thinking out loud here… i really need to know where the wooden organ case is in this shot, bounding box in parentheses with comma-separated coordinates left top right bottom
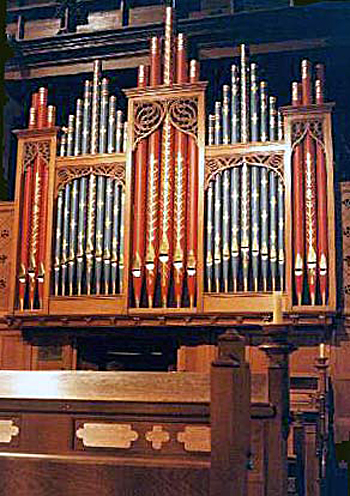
(7, 6, 336, 351)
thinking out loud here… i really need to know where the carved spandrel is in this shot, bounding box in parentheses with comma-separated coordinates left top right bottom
(291, 119, 324, 149)
(133, 97, 199, 149)
(205, 152, 285, 189)
(23, 141, 50, 172)
(55, 162, 125, 194)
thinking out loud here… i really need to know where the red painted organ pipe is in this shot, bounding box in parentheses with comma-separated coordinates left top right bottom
(145, 37, 161, 307)
(292, 82, 304, 305)
(173, 33, 188, 308)
(187, 59, 200, 307)
(132, 65, 149, 307)
(315, 73, 328, 305)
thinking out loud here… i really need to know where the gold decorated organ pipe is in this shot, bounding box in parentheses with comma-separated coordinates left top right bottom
(60, 182, 71, 297)
(131, 65, 149, 307)
(230, 167, 240, 292)
(163, 6, 174, 86)
(301, 59, 312, 105)
(119, 190, 125, 293)
(214, 174, 222, 293)
(74, 99, 83, 156)
(28, 155, 42, 309)
(116, 110, 124, 153)
(145, 37, 162, 307)
(277, 177, 285, 291)
(241, 160, 250, 292)
(159, 111, 175, 307)
(76, 177, 87, 296)
(95, 175, 105, 295)
(18, 161, 33, 309)
(54, 189, 63, 296)
(36, 154, 49, 307)
(222, 169, 230, 292)
(251, 165, 260, 291)
(68, 179, 78, 296)
(292, 81, 304, 305)
(28, 92, 38, 129)
(107, 96, 116, 154)
(82, 80, 92, 155)
(111, 181, 121, 295)
(315, 76, 328, 304)
(173, 33, 188, 307)
(260, 81, 268, 142)
(269, 171, 278, 292)
(214, 102, 221, 145)
(269, 96, 277, 141)
(260, 166, 269, 291)
(66, 114, 75, 156)
(304, 131, 317, 305)
(186, 59, 200, 306)
(86, 174, 96, 295)
(278, 111, 284, 141)
(222, 85, 230, 145)
(60, 127, 68, 157)
(250, 63, 259, 142)
(231, 64, 240, 143)
(123, 121, 128, 153)
(47, 105, 56, 127)
(240, 44, 249, 143)
(90, 60, 102, 155)
(103, 178, 113, 294)
(99, 78, 109, 154)
(37, 87, 48, 129)
(208, 115, 215, 145)
(206, 182, 214, 292)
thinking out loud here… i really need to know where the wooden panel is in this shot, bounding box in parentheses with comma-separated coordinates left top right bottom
(77, 11, 121, 33)
(289, 347, 319, 376)
(129, 6, 164, 26)
(24, 18, 60, 40)
(49, 295, 126, 315)
(0, 332, 32, 370)
(341, 182, 350, 313)
(177, 345, 217, 373)
(0, 204, 15, 313)
(0, 456, 209, 496)
(0, 371, 210, 403)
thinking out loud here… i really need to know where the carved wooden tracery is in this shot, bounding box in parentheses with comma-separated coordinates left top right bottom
(205, 152, 285, 188)
(55, 162, 126, 194)
(133, 97, 198, 149)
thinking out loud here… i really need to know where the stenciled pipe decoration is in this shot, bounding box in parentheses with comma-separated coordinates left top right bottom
(129, 6, 200, 308)
(289, 59, 331, 306)
(59, 61, 127, 157)
(18, 87, 55, 310)
(53, 173, 125, 297)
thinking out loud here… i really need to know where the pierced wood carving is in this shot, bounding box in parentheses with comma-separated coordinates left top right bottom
(23, 141, 50, 172)
(177, 425, 211, 453)
(76, 423, 139, 449)
(205, 152, 285, 188)
(56, 162, 125, 193)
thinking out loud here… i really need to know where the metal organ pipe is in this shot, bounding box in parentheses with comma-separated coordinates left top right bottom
(145, 36, 162, 307)
(187, 59, 200, 307)
(132, 64, 149, 307)
(173, 33, 188, 308)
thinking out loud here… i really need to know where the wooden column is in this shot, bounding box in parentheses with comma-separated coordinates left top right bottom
(210, 329, 250, 496)
(259, 324, 295, 496)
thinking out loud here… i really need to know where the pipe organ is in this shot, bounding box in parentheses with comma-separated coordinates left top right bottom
(10, 6, 336, 323)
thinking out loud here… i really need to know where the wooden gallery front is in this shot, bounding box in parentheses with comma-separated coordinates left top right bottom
(2, 1, 350, 494)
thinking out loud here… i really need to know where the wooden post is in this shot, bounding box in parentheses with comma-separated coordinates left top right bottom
(259, 324, 295, 496)
(210, 329, 250, 496)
